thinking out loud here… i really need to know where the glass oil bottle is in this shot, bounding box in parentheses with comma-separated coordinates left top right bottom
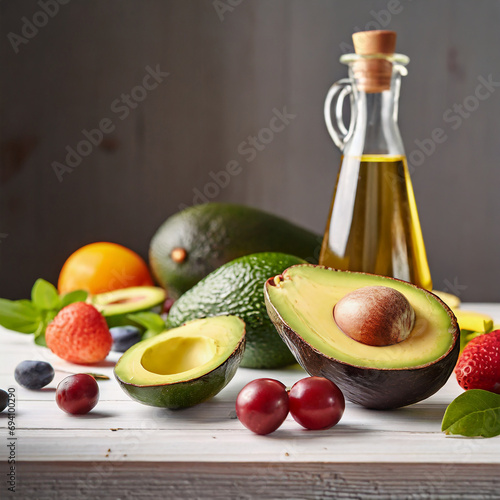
(320, 30, 432, 290)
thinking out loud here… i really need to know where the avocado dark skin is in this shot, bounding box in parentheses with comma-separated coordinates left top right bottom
(265, 272, 460, 410)
(167, 253, 305, 369)
(149, 203, 321, 298)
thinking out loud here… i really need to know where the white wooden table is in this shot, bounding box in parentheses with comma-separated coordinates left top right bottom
(1, 304, 500, 499)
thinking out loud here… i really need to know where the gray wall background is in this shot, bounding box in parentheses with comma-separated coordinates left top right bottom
(1, 0, 499, 301)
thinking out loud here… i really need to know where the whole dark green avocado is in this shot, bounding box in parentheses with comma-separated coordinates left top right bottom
(166, 252, 306, 369)
(149, 203, 320, 298)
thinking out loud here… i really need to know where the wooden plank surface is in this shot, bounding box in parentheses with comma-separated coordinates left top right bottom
(14, 462, 500, 500)
(1, 304, 500, 497)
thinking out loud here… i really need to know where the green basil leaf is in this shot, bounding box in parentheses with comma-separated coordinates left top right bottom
(60, 290, 88, 308)
(127, 312, 166, 334)
(18, 299, 36, 307)
(442, 389, 500, 438)
(33, 322, 47, 347)
(0, 298, 40, 333)
(142, 328, 160, 339)
(44, 309, 58, 324)
(31, 279, 60, 311)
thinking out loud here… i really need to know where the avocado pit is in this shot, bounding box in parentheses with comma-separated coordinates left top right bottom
(333, 286, 415, 347)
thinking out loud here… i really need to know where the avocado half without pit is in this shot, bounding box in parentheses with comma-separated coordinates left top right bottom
(114, 316, 245, 409)
(264, 265, 459, 410)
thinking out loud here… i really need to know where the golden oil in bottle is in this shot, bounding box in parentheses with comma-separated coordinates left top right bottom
(319, 155, 432, 290)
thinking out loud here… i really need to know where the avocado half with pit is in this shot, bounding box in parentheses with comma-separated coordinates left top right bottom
(91, 286, 166, 327)
(264, 265, 459, 410)
(114, 316, 245, 409)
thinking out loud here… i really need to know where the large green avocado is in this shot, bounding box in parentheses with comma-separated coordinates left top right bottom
(114, 316, 245, 409)
(166, 252, 305, 369)
(264, 264, 459, 409)
(149, 203, 320, 298)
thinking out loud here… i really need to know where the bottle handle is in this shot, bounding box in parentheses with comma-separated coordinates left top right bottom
(324, 78, 355, 152)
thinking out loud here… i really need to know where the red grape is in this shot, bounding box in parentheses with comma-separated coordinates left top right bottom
(56, 374, 99, 415)
(236, 378, 289, 435)
(163, 297, 175, 314)
(289, 377, 345, 430)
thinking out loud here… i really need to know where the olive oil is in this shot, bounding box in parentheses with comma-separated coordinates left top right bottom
(319, 155, 432, 290)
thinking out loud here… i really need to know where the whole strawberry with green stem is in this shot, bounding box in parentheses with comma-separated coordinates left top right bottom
(46, 302, 112, 364)
(455, 330, 500, 394)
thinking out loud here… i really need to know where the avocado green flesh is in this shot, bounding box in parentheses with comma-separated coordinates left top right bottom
(114, 316, 245, 408)
(267, 266, 454, 369)
(92, 286, 166, 317)
(166, 252, 305, 369)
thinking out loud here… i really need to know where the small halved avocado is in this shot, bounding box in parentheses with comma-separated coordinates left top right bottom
(114, 316, 245, 409)
(264, 265, 459, 410)
(91, 286, 166, 327)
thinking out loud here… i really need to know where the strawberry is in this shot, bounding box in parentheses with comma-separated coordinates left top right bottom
(46, 302, 112, 364)
(455, 329, 500, 393)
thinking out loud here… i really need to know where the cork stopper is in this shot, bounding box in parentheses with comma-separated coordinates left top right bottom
(352, 30, 396, 93)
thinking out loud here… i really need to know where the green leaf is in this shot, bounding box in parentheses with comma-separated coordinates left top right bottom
(18, 299, 35, 307)
(31, 279, 60, 311)
(60, 290, 88, 308)
(56, 369, 109, 380)
(86, 373, 110, 380)
(127, 312, 166, 337)
(442, 389, 500, 438)
(0, 298, 40, 333)
(0, 279, 88, 344)
(142, 329, 160, 339)
(33, 322, 47, 347)
(32, 309, 59, 347)
(460, 330, 483, 353)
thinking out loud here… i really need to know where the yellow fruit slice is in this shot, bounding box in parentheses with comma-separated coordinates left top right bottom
(454, 310, 494, 334)
(432, 290, 461, 310)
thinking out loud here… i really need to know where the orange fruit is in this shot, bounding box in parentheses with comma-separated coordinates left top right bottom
(58, 242, 154, 295)
(46, 302, 112, 364)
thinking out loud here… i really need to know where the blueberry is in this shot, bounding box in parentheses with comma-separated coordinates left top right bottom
(110, 326, 141, 352)
(14, 360, 55, 390)
(0, 389, 8, 412)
